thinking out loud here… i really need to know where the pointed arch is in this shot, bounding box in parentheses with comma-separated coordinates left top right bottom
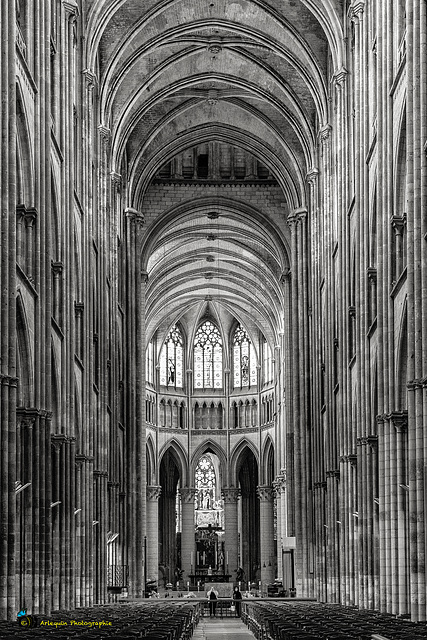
(16, 82, 33, 206)
(158, 439, 188, 486)
(396, 299, 408, 412)
(230, 439, 260, 486)
(146, 435, 156, 484)
(262, 436, 275, 485)
(16, 293, 33, 407)
(190, 439, 227, 483)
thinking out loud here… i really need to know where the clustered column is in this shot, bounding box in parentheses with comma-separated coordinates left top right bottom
(257, 485, 275, 586)
(223, 488, 240, 581)
(146, 486, 162, 582)
(180, 488, 197, 583)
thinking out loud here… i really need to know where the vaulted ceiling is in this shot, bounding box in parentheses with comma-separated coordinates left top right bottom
(86, 0, 345, 348)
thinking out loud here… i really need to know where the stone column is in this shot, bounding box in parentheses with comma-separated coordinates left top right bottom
(223, 488, 240, 583)
(146, 486, 161, 583)
(180, 488, 197, 583)
(274, 473, 287, 580)
(257, 486, 275, 586)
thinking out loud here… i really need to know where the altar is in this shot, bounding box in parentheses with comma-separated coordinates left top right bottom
(189, 572, 231, 586)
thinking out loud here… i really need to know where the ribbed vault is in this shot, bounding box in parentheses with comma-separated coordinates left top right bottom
(84, 0, 343, 349)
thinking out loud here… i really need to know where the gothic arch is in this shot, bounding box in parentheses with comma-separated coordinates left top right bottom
(395, 300, 408, 412)
(16, 82, 33, 205)
(158, 439, 188, 486)
(16, 293, 33, 407)
(262, 437, 275, 485)
(146, 435, 156, 485)
(230, 439, 260, 486)
(190, 439, 227, 484)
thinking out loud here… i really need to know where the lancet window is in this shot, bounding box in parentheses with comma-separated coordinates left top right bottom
(159, 325, 183, 388)
(195, 455, 217, 511)
(233, 325, 257, 388)
(194, 320, 222, 389)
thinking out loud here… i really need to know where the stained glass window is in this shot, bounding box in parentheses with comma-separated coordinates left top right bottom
(233, 325, 257, 388)
(194, 320, 222, 389)
(195, 455, 216, 510)
(159, 325, 183, 388)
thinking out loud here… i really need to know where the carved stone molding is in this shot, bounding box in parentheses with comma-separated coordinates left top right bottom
(83, 68, 97, 89)
(306, 168, 319, 184)
(319, 124, 332, 142)
(147, 485, 162, 501)
(257, 485, 274, 502)
(222, 487, 240, 504)
(51, 433, 67, 451)
(125, 207, 144, 227)
(333, 67, 348, 87)
(287, 206, 308, 227)
(180, 487, 197, 503)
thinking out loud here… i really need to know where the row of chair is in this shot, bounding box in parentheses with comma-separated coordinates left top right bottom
(241, 601, 427, 640)
(0, 602, 200, 639)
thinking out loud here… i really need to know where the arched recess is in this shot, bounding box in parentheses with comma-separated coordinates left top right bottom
(233, 443, 260, 584)
(230, 438, 259, 485)
(146, 435, 156, 485)
(16, 83, 33, 206)
(190, 439, 227, 488)
(395, 301, 408, 412)
(262, 437, 275, 486)
(51, 344, 60, 433)
(16, 293, 33, 407)
(158, 445, 184, 583)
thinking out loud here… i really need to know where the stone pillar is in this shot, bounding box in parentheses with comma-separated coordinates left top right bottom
(180, 488, 197, 583)
(146, 486, 161, 583)
(257, 485, 275, 586)
(274, 473, 287, 580)
(223, 488, 240, 583)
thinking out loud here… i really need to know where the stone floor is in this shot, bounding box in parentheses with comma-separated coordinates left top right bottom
(192, 617, 255, 640)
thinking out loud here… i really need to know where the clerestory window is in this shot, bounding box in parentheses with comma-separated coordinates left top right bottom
(159, 325, 183, 388)
(233, 325, 257, 388)
(194, 320, 222, 389)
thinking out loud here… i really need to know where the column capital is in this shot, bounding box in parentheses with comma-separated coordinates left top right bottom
(51, 433, 67, 451)
(83, 68, 97, 89)
(147, 485, 162, 501)
(348, 1, 365, 21)
(332, 67, 348, 87)
(63, 0, 80, 18)
(180, 487, 197, 503)
(51, 261, 64, 275)
(391, 214, 406, 233)
(24, 208, 38, 228)
(306, 168, 319, 184)
(318, 124, 332, 144)
(74, 301, 84, 316)
(125, 207, 145, 227)
(287, 206, 307, 227)
(222, 487, 240, 503)
(257, 485, 274, 502)
(110, 171, 122, 190)
(98, 124, 111, 147)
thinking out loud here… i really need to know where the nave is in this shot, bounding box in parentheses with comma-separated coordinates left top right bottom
(3, 600, 427, 640)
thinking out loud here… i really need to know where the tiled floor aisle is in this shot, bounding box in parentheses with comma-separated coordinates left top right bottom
(192, 617, 256, 640)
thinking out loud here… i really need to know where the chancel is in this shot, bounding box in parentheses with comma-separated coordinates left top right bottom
(1, 0, 427, 633)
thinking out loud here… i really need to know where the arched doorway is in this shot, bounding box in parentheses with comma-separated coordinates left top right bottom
(236, 447, 260, 587)
(158, 449, 182, 587)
